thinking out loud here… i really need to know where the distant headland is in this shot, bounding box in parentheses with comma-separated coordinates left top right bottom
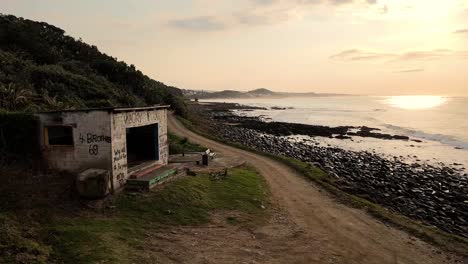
(182, 88, 351, 99)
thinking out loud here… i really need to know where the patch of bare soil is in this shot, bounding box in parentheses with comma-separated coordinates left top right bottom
(136, 207, 331, 264)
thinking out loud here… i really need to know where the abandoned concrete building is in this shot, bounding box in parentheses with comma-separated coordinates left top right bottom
(35, 106, 170, 193)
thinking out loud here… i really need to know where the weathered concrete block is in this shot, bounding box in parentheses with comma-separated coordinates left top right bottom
(76, 169, 110, 199)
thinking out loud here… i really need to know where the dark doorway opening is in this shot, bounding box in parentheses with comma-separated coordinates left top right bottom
(126, 124, 159, 168)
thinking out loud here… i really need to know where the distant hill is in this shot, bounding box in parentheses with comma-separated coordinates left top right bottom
(183, 88, 346, 99)
(247, 88, 275, 97)
(0, 14, 187, 115)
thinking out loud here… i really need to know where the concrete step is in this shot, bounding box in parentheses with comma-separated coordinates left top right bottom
(129, 164, 163, 179)
(126, 165, 178, 191)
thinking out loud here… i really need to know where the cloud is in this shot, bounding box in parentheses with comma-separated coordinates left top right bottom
(236, 13, 275, 26)
(329, 0, 355, 5)
(393, 68, 424, 73)
(453, 29, 468, 35)
(167, 16, 226, 31)
(330, 49, 465, 62)
(250, 0, 278, 6)
(237, 0, 378, 26)
(398, 50, 453, 61)
(250, 0, 377, 7)
(167, 0, 378, 31)
(330, 49, 396, 61)
(234, 7, 293, 26)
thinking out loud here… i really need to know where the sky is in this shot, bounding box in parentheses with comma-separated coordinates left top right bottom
(2, 0, 468, 95)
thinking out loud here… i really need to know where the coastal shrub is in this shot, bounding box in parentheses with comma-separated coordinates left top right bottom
(168, 133, 205, 154)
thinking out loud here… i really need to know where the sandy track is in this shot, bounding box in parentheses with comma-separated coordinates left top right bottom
(167, 114, 465, 264)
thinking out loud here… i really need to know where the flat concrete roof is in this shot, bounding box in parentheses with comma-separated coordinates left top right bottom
(37, 105, 171, 114)
(113, 105, 171, 112)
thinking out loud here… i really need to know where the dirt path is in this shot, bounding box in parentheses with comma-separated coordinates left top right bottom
(167, 114, 465, 264)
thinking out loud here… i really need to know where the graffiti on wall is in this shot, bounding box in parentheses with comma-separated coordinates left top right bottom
(79, 133, 111, 156)
(123, 111, 159, 126)
(113, 146, 127, 163)
(113, 146, 127, 186)
(80, 133, 111, 144)
(124, 112, 143, 125)
(88, 144, 99, 155)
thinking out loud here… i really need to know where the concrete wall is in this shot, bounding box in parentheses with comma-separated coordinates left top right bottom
(110, 109, 168, 189)
(36, 108, 169, 191)
(36, 111, 112, 173)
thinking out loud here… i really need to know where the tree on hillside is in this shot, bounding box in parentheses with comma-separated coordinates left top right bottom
(0, 83, 32, 111)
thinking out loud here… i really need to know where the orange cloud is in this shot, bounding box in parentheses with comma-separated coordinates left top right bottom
(330, 49, 467, 62)
(453, 29, 468, 35)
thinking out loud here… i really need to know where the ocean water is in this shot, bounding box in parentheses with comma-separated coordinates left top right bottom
(203, 96, 468, 170)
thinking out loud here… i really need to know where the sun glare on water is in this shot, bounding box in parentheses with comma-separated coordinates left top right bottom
(385, 96, 448, 110)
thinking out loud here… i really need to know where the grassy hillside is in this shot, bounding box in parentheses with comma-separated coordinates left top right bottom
(0, 14, 187, 115)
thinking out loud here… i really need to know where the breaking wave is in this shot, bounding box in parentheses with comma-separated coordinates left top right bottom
(381, 124, 468, 149)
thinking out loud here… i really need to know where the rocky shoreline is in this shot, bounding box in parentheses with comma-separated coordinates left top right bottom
(192, 102, 468, 238)
(215, 113, 412, 141)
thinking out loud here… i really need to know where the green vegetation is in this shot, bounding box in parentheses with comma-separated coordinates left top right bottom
(117, 166, 268, 226)
(0, 14, 187, 115)
(0, 213, 52, 264)
(168, 132, 205, 155)
(0, 166, 269, 263)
